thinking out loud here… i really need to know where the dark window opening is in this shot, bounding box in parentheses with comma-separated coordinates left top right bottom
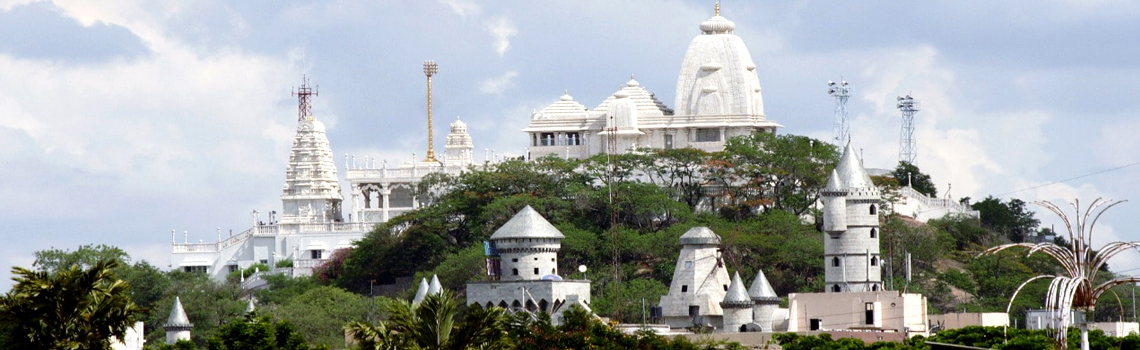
(541, 133, 555, 146)
(696, 128, 721, 142)
(832, 284, 841, 292)
(870, 228, 877, 238)
(681, 285, 688, 293)
(310, 250, 323, 259)
(832, 257, 840, 267)
(534, 268, 539, 275)
(870, 205, 877, 215)
(512, 268, 519, 276)
(871, 256, 878, 266)
(865, 303, 875, 325)
(723, 284, 728, 291)
(566, 132, 581, 146)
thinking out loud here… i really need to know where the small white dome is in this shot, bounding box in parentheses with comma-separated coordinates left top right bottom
(300, 117, 326, 133)
(626, 75, 640, 87)
(700, 15, 735, 34)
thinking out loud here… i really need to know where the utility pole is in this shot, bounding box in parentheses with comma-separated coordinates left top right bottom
(423, 60, 439, 162)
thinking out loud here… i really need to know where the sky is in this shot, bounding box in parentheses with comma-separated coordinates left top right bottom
(2, 0, 1140, 290)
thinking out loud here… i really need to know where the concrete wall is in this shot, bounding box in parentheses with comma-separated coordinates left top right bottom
(1089, 322, 1140, 337)
(929, 313, 1010, 329)
(467, 280, 590, 314)
(787, 291, 928, 338)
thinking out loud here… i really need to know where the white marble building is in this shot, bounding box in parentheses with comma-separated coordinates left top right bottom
(524, 6, 781, 159)
(170, 79, 375, 281)
(170, 75, 478, 281)
(466, 206, 592, 324)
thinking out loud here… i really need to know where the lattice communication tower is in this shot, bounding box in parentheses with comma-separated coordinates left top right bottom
(292, 75, 318, 121)
(828, 80, 850, 146)
(896, 95, 918, 164)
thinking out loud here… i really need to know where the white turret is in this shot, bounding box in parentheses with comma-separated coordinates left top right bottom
(720, 272, 753, 332)
(164, 296, 193, 345)
(412, 277, 429, 304)
(748, 269, 779, 331)
(822, 143, 883, 293)
(281, 78, 343, 224)
(444, 117, 474, 166)
(490, 206, 564, 282)
(658, 227, 732, 328)
(427, 274, 443, 296)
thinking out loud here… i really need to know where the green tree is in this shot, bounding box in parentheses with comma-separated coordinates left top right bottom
(147, 271, 246, 347)
(709, 133, 838, 217)
(0, 259, 144, 350)
(267, 286, 383, 348)
(971, 196, 1040, 243)
(892, 161, 937, 198)
(205, 313, 318, 350)
(385, 291, 507, 350)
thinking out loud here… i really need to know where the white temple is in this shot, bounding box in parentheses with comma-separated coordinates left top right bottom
(524, 5, 781, 159)
(170, 75, 477, 281)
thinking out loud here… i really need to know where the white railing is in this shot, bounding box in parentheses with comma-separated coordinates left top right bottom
(171, 243, 217, 253)
(294, 259, 324, 269)
(895, 186, 979, 216)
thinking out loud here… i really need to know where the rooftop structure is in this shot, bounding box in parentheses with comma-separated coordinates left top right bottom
(658, 226, 732, 329)
(525, 5, 780, 159)
(821, 142, 883, 293)
(164, 296, 193, 345)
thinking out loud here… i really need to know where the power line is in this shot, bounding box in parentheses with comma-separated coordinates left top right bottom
(997, 160, 1140, 198)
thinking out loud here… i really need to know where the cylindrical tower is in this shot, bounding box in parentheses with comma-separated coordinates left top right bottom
(164, 296, 193, 345)
(821, 169, 847, 233)
(720, 272, 753, 333)
(823, 143, 883, 293)
(749, 269, 779, 331)
(489, 206, 564, 282)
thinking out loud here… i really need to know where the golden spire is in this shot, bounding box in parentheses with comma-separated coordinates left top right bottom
(715, 2, 720, 16)
(423, 60, 439, 162)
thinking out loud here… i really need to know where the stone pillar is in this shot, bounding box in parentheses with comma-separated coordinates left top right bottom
(350, 184, 360, 222)
(380, 187, 391, 222)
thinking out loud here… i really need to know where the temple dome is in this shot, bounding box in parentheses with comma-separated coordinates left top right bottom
(675, 8, 765, 119)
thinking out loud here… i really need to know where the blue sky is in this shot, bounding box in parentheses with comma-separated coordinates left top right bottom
(2, 0, 1140, 289)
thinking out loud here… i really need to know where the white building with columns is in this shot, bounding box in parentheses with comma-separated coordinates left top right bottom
(524, 6, 781, 159)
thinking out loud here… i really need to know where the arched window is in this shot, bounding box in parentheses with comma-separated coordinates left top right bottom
(832, 257, 840, 267)
(871, 256, 878, 266)
(872, 284, 879, 291)
(870, 204, 877, 215)
(832, 285, 841, 292)
(870, 228, 877, 238)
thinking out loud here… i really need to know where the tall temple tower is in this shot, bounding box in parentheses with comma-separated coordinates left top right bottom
(674, 3, 766, 123)
(281, 76, 344, 224)
(444, 117, 474, 166)
(821, 143, 882, 293)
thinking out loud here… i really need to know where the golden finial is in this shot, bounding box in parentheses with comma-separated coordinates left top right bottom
(715, 2, 720, 16)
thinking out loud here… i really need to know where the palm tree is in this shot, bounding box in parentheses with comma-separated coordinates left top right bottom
(0, 259, 143, 349)
(347, 291, 507, 350)
(981, 198, 1138, 350)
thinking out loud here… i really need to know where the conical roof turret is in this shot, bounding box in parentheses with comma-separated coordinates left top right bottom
(427, 274, 443, 296)
(720, 272, 752, 307)
(827, 142, 876, 192)
(164, 296, 193, 330)
(748, 269, 779, 304)
(245, 298, 256, 314)
(489, 206, 565, 240)
(412, 278, 429, 303)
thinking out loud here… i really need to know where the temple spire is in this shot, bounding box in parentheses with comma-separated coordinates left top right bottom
(715, 2, 720, 16)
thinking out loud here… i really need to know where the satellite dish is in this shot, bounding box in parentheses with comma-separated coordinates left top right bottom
(578, 265, 587, 273)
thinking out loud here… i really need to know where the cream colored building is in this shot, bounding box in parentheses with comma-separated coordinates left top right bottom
(929, 312, 1010, 330)
(786, 291, 929, 337)
(524, 6, 780, 159)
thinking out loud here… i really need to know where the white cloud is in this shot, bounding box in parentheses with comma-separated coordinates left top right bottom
(438, 0, 481, 19)
(478, 71, 518, 95)
(486, 16, 517, 57)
